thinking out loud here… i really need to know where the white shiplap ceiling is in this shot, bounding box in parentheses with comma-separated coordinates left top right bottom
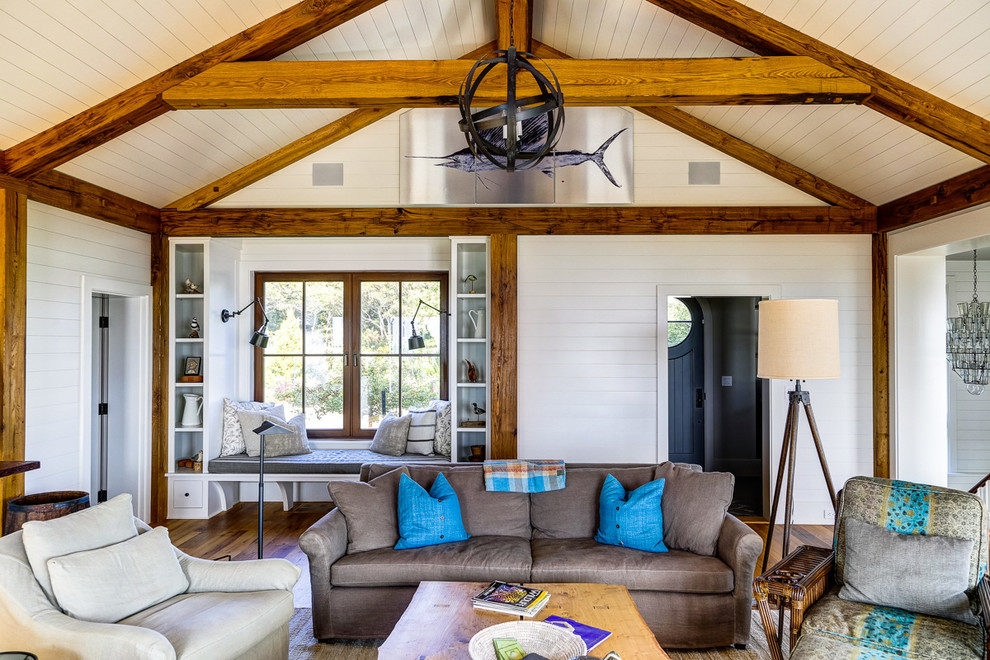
(1, 0, 989, 208)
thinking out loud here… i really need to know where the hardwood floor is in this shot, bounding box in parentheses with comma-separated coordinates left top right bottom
(164, 503, 834, 599)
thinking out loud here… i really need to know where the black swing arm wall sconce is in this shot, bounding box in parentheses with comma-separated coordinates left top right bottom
(221, 297, 270, 348)
(408, 299, 449, 351)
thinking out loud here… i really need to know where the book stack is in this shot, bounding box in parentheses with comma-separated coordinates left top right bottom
(472, 581, 551, 617)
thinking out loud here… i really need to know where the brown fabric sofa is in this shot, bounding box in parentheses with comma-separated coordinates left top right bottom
(299, 462, 763, 649)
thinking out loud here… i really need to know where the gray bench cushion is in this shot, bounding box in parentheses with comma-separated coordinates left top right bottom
(530, 538, 734, 593)
(208, 449, 448, 475)
(331, 536, 532, 586)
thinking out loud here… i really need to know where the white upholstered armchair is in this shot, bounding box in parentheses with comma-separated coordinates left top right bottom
(0, 494, 299, 660)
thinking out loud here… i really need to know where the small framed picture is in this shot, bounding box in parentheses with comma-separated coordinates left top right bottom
(182, 356, 202, 377)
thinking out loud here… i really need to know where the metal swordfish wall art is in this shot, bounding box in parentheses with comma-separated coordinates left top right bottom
(399, 107, 634, 205)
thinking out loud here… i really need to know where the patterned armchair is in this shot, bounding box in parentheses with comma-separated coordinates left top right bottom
(761, 476, 990, 660)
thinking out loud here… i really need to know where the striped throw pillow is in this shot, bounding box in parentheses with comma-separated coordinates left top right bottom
(406, 408, 438, 455)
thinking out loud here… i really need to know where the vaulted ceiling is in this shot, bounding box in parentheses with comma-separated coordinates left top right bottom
(1, 0, 989, 233)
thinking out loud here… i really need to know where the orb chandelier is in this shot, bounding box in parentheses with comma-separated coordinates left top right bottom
(457, 0, 564, 171)
(947, 249, 990, 395)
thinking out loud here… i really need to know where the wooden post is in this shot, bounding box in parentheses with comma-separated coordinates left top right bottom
(0, 188, 28, 529)
(150, 232, 169, 523)
(872, 232, 890, 478)
(495, 0, 531, 51)
(489, 233, 518, 459)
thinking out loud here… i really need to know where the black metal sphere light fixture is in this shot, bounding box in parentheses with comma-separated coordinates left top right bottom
(457, 0, 564, 171)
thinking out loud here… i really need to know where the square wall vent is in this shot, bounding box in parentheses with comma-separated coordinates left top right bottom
(312, 163, 344, 186)
(688, 161, 720, 185)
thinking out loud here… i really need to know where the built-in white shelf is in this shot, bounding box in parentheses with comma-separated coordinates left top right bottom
(175, 383, 204, 388)
(175, 338, 204, 343)
(457, 338, 486, 343)
(457, 293, 486, 299)
(457, 426, 487, 433)
(175, 293, 204, 299)
(457, 382, 486, 387)
(175, 427, 203, 432)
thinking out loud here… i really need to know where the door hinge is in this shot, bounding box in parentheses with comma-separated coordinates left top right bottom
(99, 316, 109, 329)
(98, 403, 109, 415)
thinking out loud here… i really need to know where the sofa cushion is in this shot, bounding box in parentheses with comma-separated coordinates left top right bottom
(840, 518, 977, 624)
(328, 467, 408, 553)
(395, 472, 470, 549)
(530, 538, 733, 593)
(594, 474, 667, 553)
(656, 462, 734, 556)
(834, 477, 987, 593)
(796, 590, 983, 660)
(368, 465, 532, 539)
(119, 589, 294, 660)
(21, 493, 138, 604)
(530, 467, 658, 539)
(48, 526, 189, 623)
(331, 535, 532, 587)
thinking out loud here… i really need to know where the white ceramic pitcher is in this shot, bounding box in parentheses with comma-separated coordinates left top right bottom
(468, 309, 485, 338)
(180, 393, 203, 427)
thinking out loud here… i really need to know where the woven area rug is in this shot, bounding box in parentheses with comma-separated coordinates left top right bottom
(288, 607, 785, 659)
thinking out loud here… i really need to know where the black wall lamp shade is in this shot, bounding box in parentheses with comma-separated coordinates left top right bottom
(408, 299, 448, 351)
(221, 297, 270, 348)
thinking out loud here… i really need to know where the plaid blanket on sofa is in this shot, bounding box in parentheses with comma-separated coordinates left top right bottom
(483, 460, 566, 493)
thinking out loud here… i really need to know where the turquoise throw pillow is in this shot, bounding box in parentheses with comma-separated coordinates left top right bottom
(395, 472, 470, 549)
(594, 474, 667, 553)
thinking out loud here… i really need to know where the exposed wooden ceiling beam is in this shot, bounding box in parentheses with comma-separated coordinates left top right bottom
(528, 41, 870, 210)
(0, 171, 160, 234)
(167, 108, 398, 211)
(161, 205, 875, 236)
(161, 57, 871, 109)
(647, 0, 990, 164)
(495, 0, 531, 51)
(167, 42, 499, 212)
(3, 0, 390, 179)
(877, 166, 990, 232)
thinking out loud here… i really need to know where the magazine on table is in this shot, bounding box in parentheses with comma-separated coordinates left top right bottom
(543, 615, 612, 650)
(472, 581, 551, 616)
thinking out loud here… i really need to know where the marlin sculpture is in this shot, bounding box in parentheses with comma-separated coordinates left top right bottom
(412, 116, 627, 187)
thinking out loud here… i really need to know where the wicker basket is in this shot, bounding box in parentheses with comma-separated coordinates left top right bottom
(468, 621, 587, 660)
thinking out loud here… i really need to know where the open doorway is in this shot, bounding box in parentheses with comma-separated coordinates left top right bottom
(666, 295, 768, 517)
(81, 277, 152, 521)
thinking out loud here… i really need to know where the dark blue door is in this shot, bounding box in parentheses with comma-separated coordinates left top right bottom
(668, 297, 704, 466)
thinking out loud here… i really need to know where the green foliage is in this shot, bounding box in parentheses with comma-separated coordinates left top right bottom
(262, 278, 442, 430)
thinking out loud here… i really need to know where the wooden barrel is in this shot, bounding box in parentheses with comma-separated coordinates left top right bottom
(3, 491, 90, 535)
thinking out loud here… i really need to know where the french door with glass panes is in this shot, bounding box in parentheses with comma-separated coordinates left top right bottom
(253, 272, 447, 438)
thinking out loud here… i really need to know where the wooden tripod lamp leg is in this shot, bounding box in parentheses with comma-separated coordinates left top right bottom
(802, 399, 837, 509)
(762, 396, 798, 573)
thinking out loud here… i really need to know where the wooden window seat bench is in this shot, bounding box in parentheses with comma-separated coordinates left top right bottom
(205, 449, 450, 511)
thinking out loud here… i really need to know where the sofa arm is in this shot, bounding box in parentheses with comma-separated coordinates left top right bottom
(717, 514, 764, 647)
(178, 554, 301, 594)
(299, 508, 348, 638)
(1, 603, 176, 660)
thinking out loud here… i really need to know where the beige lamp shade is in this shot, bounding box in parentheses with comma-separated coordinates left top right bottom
(757, 299, 840, 380)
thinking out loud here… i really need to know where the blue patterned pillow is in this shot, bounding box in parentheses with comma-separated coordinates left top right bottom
(594, 474, 667, 553)
(395, 473, 470, 549)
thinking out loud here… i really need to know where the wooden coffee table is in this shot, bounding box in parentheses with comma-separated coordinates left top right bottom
(378, 581, 670, 659)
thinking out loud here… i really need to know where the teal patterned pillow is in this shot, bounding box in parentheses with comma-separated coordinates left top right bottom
(594, 474, 667, 553)
(395, 473, 470, 549)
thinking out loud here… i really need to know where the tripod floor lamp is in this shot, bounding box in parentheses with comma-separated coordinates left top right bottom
(758, 299, 840, 573)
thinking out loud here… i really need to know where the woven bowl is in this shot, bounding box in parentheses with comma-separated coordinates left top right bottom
(468, 621, 587, 660)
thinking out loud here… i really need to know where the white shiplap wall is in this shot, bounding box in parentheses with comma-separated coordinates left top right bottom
(517, 234, 873, 524)
(947, 260, 990, 492)
(24, 201, 151, 494)
(213, 110, 821, 207)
